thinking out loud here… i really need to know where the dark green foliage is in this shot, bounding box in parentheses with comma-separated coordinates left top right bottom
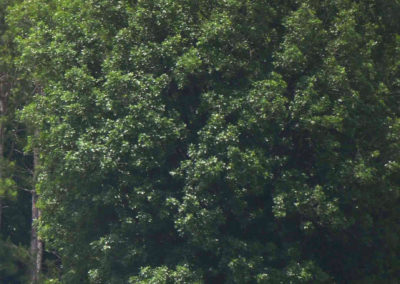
(0, 1, 36, 283)
(4, 0, 400, 282)
(0, 238, 30, 283)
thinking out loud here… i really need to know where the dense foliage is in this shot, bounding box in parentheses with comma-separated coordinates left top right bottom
(1, 0, 399, 282)
(0, 0, 33, 282)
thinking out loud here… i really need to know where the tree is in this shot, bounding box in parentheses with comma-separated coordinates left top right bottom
(11, 0, 400, 282)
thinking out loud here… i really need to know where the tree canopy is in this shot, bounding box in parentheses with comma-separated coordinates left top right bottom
(0, 0, 399, 282)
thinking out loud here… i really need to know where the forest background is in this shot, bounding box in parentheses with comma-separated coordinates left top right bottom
(0, 0, 399, 283)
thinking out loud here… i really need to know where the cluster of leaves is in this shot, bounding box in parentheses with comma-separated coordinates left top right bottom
(3, 0, 400, 282)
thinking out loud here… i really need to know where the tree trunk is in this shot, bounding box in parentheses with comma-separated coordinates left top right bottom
(30, 130, 43, 283)
(0, 123, 3, 232)
(31, 83, 44, 283)
(0, 76, 7, 233)
(0, 121, 3, 232)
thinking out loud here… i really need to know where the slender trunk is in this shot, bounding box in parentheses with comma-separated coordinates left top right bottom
(0, 78, 6, 232)
(31, 84, 43, 283)
(0, 123, 3, 231)
(30, 195, 43, 282)
(0, 124, 3, 232)
(30, 131, 42, 283)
